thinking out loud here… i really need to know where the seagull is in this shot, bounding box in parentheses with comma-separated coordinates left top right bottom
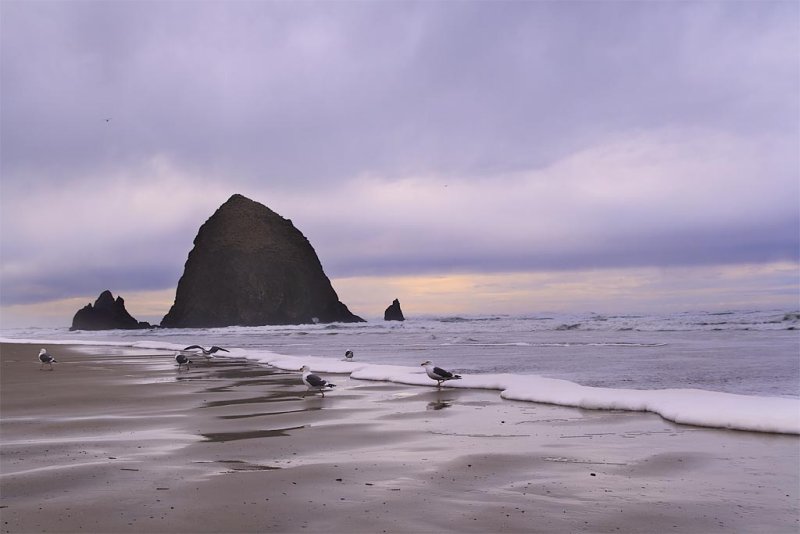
(175, 352, 192, 370)
(38, 348, 57, 370)
(421, 360, 461, 388)
(183, 345, 229, 359)
(300, 365, 336, 397)
(345, 350, 354, 361)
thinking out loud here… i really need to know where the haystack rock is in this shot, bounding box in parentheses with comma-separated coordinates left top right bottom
(161, 194, 364, 328)
(70, 290, 149, 331)
(384, 298, 405, 321)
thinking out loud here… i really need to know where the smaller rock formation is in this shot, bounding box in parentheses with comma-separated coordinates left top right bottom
(70, 290, 150, 331)
(384, 299, 405, 321)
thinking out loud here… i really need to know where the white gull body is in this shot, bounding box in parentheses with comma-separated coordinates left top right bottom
(301, 365, 336, 397)
(38, 348, 57, 370)
(421, 360, 461, 388)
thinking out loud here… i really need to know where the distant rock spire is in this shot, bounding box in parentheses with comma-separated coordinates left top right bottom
(384, 298, 405, 321)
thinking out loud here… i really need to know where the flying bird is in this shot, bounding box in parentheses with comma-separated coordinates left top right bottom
(300, 365, 336, 397)
(421, 360, 462, 388)
(183, 345, 229, 359)
(175, 352, 192, 370)
(38, 348, 57, 370)
(345, 350, 354, 361)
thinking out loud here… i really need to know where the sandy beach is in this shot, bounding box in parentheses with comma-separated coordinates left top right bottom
(1, 342, 797, 533)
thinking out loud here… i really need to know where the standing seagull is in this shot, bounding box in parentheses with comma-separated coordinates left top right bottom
(421, 360, 461, 388)
(38, 348, 57, 370)
(183, 345, 229, 359)
(175, 352, 192, 371)
(300, 365, 336, 397)
(344, 350, 354, 361)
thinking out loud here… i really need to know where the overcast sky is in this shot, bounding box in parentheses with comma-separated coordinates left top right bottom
(1, 0, 798, 327)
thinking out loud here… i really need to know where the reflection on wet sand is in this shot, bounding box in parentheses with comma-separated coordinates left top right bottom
(201, 426, 306, 442)
(427, 400, 452, 410)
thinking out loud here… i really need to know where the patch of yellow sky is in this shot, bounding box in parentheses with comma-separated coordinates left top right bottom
(1, 261, 796, 328)
(336, 261, 798, 316)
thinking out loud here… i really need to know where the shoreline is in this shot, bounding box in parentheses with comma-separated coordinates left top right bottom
(3, 333, 797, 435)
(1, 342, 798, 533)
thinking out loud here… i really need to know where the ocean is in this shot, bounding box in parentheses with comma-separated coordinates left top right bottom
(3, 308, 799, 434)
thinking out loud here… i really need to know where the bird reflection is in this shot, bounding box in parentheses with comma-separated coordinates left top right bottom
(426, 399, 452, 411)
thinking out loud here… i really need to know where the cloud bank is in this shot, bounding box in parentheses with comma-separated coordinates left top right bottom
(1, 1, 797, 320)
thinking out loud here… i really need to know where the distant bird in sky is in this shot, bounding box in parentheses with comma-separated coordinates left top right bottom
(175, 352, 192, 370)
(38, 348, 57, 370)
(183, 345, 229, 359)
(300, 365, 336, 397)
(421, 360, 461, 388)
(345, 350, 354, 361)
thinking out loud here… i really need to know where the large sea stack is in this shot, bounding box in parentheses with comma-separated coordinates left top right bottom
(70, 290, 149, 331)
(161, 194, 364, 328)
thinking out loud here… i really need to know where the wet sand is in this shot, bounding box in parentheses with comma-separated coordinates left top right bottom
(1, 342, 798, 533)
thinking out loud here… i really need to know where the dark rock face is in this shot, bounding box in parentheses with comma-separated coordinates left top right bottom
(384, 299, 405, 321)
(70, 290, 149, 331)
(161, 194, 364, 328)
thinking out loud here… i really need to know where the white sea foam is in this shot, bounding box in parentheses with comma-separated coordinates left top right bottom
(241, 349, 800, 434)
(350, 364, 800, 435)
